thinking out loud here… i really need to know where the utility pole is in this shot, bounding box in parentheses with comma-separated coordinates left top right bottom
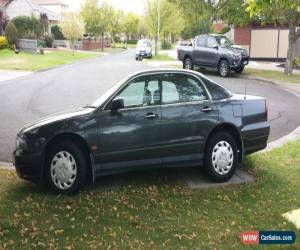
(155, 0, 160, 56)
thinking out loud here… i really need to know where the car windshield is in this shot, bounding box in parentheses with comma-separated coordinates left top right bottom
(137, 40, 150, 47)
(215, 36, 232, 47)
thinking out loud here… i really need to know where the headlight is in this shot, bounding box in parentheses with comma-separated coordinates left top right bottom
(229, 51, 241, 58)
(16, 135, 27, 151)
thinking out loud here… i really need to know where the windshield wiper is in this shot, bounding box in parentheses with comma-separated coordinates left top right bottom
(83, 105, 97, 109)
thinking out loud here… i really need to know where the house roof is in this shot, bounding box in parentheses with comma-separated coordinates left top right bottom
(3, 0, 62, 21)
(33, 0, 68, 6)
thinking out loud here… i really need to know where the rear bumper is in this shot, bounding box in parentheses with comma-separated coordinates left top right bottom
(136, 52, 152, 58)
(241, 121, 270, 155)
(13, 151, 43, 183)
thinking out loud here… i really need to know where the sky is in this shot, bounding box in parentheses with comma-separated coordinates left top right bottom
(66, 0, 145, 14)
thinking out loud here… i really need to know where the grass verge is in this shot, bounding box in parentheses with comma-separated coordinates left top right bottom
(0, 49, 99, 71)
(0, 141, 299, 249)
(242, 68, 300, 84)
(144, 53, 176, 62)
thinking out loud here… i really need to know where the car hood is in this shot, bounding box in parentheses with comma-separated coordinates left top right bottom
(222, 45, 247, 55)
(20, 107, 95, 134)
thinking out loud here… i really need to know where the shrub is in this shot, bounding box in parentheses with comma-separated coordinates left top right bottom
(127, 39, 138, 45)
(293, 57, 300, 68)
(161, 40, 172, 50)
(37, 39, 46, 48)
(43, 34, 53, 47)
(5, 22, 18, 46)
(0, 36, 8, 49)
(12, 15, 42, 39)
(221, 26, 231, 34)
(51, 25, 64, 40)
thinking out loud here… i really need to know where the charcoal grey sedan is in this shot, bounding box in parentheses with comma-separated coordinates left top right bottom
(13, 69, 270, 194)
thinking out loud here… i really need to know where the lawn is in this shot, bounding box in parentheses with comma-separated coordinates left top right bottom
(0, 49, 99, 71)
(144, 53, 176, 61)
(0, 141, 300, 249)
(243, 68, 300, 84)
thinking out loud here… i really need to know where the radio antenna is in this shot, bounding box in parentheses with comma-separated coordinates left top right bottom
(244, 80, 248, 99)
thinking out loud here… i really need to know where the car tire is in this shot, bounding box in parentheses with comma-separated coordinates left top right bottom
(183, 57, 194, 70)
(205, 132, 238, 182)
(218, 60, 230, 77)
(46, 140, 87, 194)
(235, 66, 244, 73)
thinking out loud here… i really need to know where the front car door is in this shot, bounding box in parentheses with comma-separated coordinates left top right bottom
(159, 72, 219, 167)
(193, 35, 207, 65)
(203, 36, 219, 66)
(94, 74, 162, 174)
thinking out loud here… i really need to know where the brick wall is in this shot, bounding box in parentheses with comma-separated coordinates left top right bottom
(234, 26, 250, 45)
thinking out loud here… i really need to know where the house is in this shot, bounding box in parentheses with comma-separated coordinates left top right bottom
(0, 0, 61, 24)
(33, 0, 68, 15)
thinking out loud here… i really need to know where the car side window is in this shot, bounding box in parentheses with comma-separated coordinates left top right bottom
(162, 74, 207, 104)
(196, 36, 206, 47)
(206, 37, 218, 48)
(201, 77, 233, 100)
(115, 77, 160, 108)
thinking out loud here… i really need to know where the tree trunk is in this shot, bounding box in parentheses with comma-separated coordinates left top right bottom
(155, 36, 158, 56)
(285, 23, 296, 75)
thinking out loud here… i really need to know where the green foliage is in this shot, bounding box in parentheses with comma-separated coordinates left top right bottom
(220, 26, 230, 34)
(161, 40, 171, 49)
(51, 25, 65, 40)
(293, 57, 300, 68)
(0, 36, 8, 49)
(11, 15, 43, 39)
(127, 39, 138, 45)
(121, 12, 139, 38)
(4, 22, 18, 46)
(81, 0, 113, 37)
(37, 39, 46, 48)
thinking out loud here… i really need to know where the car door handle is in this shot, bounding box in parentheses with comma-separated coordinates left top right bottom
(145, 113, 158, 119)
(201, 106, 213, 112)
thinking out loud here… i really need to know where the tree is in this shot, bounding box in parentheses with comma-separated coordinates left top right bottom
(81, 0, 113, 51)
(121, 12, 139, 46)
(12, 15, 43, 39)
(109, 9, 124, 47)
(40, 13, 49, 35)
(5, 21, 18, 47)
(60, 13, 84, 55)
(0, 8, 8, 36)
(247, 0, 300, 75)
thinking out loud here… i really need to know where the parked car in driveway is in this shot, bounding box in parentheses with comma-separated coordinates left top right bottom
(13, 69, 269, 194)
(135, 39, 152, 60)
(177, 34, 249, 77)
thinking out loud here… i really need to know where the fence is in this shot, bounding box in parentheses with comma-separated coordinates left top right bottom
(17, 39, 37, 52)
(82, 37, 111, 50)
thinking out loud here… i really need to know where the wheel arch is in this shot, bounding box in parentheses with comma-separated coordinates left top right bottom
(205, 123, 244, 162)
(218, 57, 230, 66)
(43, 132, 94, 183)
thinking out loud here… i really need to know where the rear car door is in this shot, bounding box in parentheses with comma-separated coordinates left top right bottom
(159, 73, 219, 167)
(202, 36, 219, 66)
(193, 36, 207, 65)
(95, 74, 163, 172)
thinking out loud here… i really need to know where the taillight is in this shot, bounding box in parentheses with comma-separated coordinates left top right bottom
(265, 99, 268, 121)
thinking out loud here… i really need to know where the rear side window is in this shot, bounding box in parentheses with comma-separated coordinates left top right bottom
(201, 77, 233, 100)
(196, 36, 206, 47)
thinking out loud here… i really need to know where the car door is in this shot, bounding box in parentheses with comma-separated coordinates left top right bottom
(193, 36, 207, 65)
(202, 36, 219, 66)
(94, 74, 163, 172)
(159, 73, 219, 167)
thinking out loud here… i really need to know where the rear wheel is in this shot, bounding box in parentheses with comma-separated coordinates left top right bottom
(235, 66, 244, 73)
(205, 132, 238, 182)
(46, 141, 87, 194)
(218, 60, 230, 77)
(183, 57, 194, 70)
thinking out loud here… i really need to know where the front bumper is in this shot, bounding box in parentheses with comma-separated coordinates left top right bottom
(230, 56, 249, 69)
(13, 151, 44, 183)
(136, 51, 152, 58)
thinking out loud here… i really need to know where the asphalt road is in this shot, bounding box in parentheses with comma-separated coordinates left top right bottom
(0, 49, 300, 162)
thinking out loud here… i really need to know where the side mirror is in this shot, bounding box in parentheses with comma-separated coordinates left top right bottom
(111, 98, 124, 116)
(214, 45, 219, 49)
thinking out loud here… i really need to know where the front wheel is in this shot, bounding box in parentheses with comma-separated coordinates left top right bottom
(205, 132, 238, 182)
(46, 141, 87, 194)
(218, 60, 230, 77)
(183, 57, 194, 70)
(235, 66, 244, 73)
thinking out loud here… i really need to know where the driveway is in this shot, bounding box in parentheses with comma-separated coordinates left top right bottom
(0, 49, 300, 162)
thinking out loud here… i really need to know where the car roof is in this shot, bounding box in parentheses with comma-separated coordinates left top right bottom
(128, 68, 205, 78)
